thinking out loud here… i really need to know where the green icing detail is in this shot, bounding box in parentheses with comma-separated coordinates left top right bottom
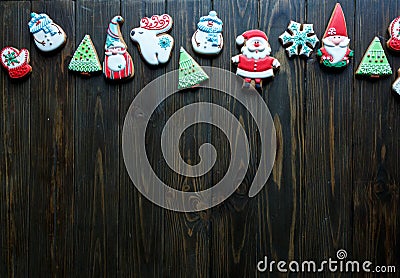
(356, 37, 392, 77)
(3, 51, 19, 66)
(69, 35, 102, 73)
(322, 59, 348, 68)
(178, 47, 209, 90)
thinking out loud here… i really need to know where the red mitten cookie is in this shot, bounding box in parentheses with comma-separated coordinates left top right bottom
(0, 47, 32, 79)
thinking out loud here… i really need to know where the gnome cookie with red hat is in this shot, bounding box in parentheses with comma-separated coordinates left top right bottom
(232, 30, 280, 89)
(317, 3, 353, 69)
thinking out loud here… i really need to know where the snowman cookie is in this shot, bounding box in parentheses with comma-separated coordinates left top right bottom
(387, 16, 400, 52)
(0, 47, 32, 79)
(191, 11, 223, 56)
(130, 14, 174, 66)
(28, 12, 67, 52)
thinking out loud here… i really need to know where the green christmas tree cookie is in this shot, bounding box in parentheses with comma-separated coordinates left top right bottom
(69, 35, 102, 76)
(178, 47, 209, 90)
(356, 37, 392, 78)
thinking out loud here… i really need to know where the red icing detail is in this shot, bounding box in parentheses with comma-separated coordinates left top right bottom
(237, 55, 275, 72)
(103, 52, 133, 80)
(240, 30, 268, 42)
(9, 64, 32, 79)
(388, 17, 400, 51)
(140, 14, 172, 31)
(389, 38, 400, 51)
(35, 20, 41, 26)
(324, 3, 348, 38)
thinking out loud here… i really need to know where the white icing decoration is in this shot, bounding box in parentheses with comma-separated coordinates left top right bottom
(107, 54, 126, 71)
(191, 11, 223, 55)
(130, 14, 174, 65)
(1, 47, 29, 69)
(393, 73, 400, 95)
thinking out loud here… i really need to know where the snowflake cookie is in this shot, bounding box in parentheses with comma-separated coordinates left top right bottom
(279, 21, 319, 57)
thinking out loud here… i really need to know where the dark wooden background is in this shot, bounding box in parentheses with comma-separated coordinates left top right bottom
(1, 0, 399, 277)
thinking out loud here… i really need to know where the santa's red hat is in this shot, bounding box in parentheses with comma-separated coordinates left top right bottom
(236, 29, 268, 45)
(323, 3, 348, 38)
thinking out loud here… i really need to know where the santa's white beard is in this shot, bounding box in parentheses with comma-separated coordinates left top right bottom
(241, 46, 270, 59)
(323, 38, 350, 63)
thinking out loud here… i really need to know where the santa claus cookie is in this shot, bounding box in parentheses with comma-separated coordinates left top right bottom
(28, 12, 67, 53)
(317, 3, 353, 69)
(279, 21, 319, 58)
(387, 16, 400, 52)
(0, 47, 32, 79)
(104, 15, 134, 80)
(393, 69, 400, 95)
(191, 11, 223, 56)
(232, 30, 280, 89)
(130, 14, 174, 66)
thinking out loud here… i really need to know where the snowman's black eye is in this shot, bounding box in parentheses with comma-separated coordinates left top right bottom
(139, 31, 144, 34)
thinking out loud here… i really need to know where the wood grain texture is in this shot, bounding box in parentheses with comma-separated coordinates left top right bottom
(211, 0, 260, 277)
(0, 2, 31, 277)
(353, 0, 400, 275)
(73, 1, 120, 277)
(0, 0, 399, 277)
(302, 0, 355, 264)
(119, 0, 166, 276)
(163, 1, 212, 277)
(258, 0, 305, 268)
(29, 1, 75, 277)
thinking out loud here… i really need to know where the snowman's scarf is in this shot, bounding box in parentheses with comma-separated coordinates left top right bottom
(198, 23, 222, 34)
(42, 24, 59, 36)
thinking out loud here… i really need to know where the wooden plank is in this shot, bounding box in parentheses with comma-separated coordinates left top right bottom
(163, 0, 212, 277)
(28, 1, 75, 276)
(0, 2, 31, 277)
(353, 0, 400, 273)
(73, 0, 120, 276)
(119, 0, 166, 276)
(210, 0, 260, 276)
(299, 0, 355, 263)
(258, 0, 305, 267)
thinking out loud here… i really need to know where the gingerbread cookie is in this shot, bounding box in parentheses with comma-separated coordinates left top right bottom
(279, 21, 319, 57)
(393, 69, 400, 95)
(178, 47, 209, 90)
(232, 30, 280, 90)
(104, 15, 134, 80)
(69, 35, 102, 76)
(130, 14, 174, 66)
(387, 16, 400, 52)
(0, 47, 32, 79)
(317, 3, 353, 69)
(356, 37, 392, 78)
(28, 12, 67, 52)
(191, 11, 223, 56)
